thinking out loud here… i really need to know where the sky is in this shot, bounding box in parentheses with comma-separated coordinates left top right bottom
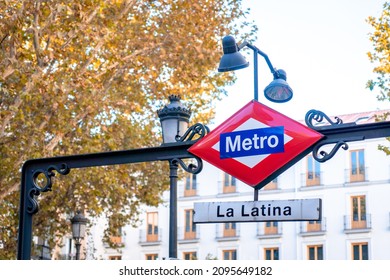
(212, 0, 389, 127)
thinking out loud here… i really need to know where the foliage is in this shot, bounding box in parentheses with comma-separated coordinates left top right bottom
(367, 1, 390, 155)
(0, 0, 256, 259)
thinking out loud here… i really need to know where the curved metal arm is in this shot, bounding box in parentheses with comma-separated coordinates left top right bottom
(170, 156, 203, 175)
(312, 140, 349, 163)
(176, 123, 210, 142)
(305, 109, 343, 129)
(238, 41, 276, 75)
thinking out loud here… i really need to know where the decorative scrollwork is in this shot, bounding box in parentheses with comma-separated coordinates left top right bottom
(170, 156, 203, 174)
(305, 109, 343, 129)
(32, 163, 70, 192)
(312, 141, 349, 163)
(176, 123, 210, 142)
(27, 163, 70, 214)
(27, 188, 41, 215)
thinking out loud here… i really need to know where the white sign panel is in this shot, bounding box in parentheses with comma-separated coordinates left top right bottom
(193, 199, 321, 223)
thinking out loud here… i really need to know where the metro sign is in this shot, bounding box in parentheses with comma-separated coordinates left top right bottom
(188, 100, 324, 187)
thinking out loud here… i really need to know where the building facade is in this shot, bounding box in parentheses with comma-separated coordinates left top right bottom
(84, 110, 390, 260)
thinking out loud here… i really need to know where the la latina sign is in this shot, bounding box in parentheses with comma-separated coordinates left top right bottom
(193, 199, 322, 223)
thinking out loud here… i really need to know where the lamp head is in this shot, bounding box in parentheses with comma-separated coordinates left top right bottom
(264, 69, 293, 103)
(218, 35, 249, 72)
(157, 95, 191, 144)
(70, 210, 88, 241)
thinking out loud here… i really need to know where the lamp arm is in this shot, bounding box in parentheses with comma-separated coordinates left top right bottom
(238, 41, 277, 75)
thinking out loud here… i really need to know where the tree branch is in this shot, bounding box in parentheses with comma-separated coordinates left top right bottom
(33, 1, 43, 67)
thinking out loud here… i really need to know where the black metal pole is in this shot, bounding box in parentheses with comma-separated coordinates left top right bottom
(168, 160, 178, 259)
(253, 48, 259, 201)
(75, 242, 81, 260)
(68, 239, 72, 260)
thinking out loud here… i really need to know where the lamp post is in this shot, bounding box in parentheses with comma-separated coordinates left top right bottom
(218, 35, 294, 200)
(157, 95, 191, 259)
(70, 210, 88, 260)
(218, 35, 293, 103)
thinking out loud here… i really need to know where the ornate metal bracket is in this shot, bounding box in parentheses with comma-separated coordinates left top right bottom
(28, 163, 70, 214)
(305, 109, 386, 163)
(305, 109, 343, 129)
(311, 138, 355, 163)
(176, 123, 210, 142)
(170, 123, 209, 174)
(170, 156, 203, 174)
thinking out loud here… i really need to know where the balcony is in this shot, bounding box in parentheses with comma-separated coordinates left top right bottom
(178, 225, 200, 244)
(216, 224, 240, 241)
(256, 222, 282, 239)
(139, 229, 163, 246)
(217, 180, 238, 196)
(301, 171, 323, 187)
(104, 235, 125, 248)
(344, 214, 372, 233)
(345, 167, 368, 184)
(262, 180, 279, 191)
(299, 218, 326, 236)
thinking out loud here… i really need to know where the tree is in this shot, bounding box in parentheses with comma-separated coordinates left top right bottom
(0, 0, 256, 259)
(367, 1, 390, 155)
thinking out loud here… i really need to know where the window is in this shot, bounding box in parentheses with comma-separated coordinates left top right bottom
(110, 227, 123, 245)
(146, 254, 158, 260)
(223, 223, 237, 237)
(184, 209, 196, 239)
(264, 247, 279, 260)
(109, 255, 122, 260)
(307, 245, 323, 260)
(306, 155, 320, 186)
(223, 173, 236, 193)
(183, 251, 197, 260)
(184, 174, 197, 197)
(147, 212, 159, 242)
(351, 195, 367, 229)
(350, 150, 365, 182)
(264, 221, 278, 235)
(263, 178, 278, 190)
(352, 242, 368, 260)
(223, 249, 237, 260)
(307, 220, 321, 232)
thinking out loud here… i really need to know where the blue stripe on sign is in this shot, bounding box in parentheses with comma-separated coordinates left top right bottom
(220, 126, 285, 159)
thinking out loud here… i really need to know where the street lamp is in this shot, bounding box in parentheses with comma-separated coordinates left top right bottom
(218, 35, 294, 200)
(70, 210, 88, 260)
(218, 35, 293, 103)
(157, 95, 191, 259)
(157, 95, 192, 143)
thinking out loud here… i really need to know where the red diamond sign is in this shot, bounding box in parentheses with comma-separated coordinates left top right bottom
(189, 100, 324, 187)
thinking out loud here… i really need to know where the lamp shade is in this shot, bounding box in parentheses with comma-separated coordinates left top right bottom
(70, 211, 88, 241)
(218, 35, 249, 72)
(264, 69, 293, 103)
(157, 95, 191, 143)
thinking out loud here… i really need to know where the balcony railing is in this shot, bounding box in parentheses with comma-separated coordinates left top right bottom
(301, 171, 323, 187)
(344, 214, 372, 232)
(217, 181, 238, 195)
(345, 167, 369, 184)
(180, 182, 198, 197)
(299, 218, 326, 236)
(139, 229, 163, 245)
(256, 222, 282, 238)
(178, 225, 200, 243)
(216, 224, 240, 241)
